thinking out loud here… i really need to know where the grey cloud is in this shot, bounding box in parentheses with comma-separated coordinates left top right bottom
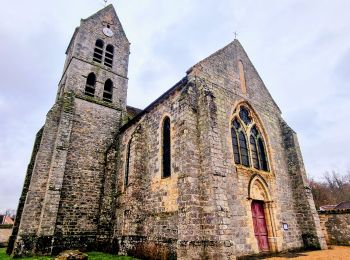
(1, 0, 350, 212)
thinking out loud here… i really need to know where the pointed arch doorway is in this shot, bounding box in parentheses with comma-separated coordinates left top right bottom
(248, 174, 280, 253)
(251, 200, 269, 252)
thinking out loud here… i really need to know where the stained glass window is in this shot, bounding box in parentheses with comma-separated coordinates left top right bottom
(231, 127, 240, 164)
(231, 117, 250, 167)
(239, 132, 250, 167)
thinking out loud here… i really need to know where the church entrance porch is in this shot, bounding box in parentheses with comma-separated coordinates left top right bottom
(251, 200, 269, 252)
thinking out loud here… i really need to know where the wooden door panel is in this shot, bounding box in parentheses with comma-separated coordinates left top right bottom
(251, 200, 269, 252)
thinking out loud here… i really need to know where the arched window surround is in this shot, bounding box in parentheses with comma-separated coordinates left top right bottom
(92, 39, 115, 69)
(103, 79, 113, 102)
(229, 101, 271, 173)
(160, 114, 172, 179)
(93, 39, 104, 63)
(104, 44, 114, 68)
(124, 137, 133, 189)
(85, 72, 96, 97)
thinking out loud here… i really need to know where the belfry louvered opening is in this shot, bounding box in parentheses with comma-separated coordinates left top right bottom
(93, 39, 104, 63)
(104, 44, 114, 68)
(85, 73, 96, 97)
(103, 79, 113, 102)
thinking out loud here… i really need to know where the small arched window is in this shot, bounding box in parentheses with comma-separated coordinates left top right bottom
(162, 117, 171, 178)
(85, 73, 96, 97)
(104, 44, 114, 68)
(125, 138, 132, 188)
(231, 118, 250, 167)
(250, 125, 269, 171)
(93, 39, 104, 63)
(103, 79, 113, 102)
(238, 60, 247, 94)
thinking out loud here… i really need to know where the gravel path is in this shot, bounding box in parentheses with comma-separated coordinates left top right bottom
(266, 246, 350, 259)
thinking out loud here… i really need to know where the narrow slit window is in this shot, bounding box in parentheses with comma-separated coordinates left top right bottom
(162, 117, 171, 178)
(125, 139, 132, 188)
(93, 39, 104, 63)
(104, 44, 114, 68)
(103, 79, 113, 102)
(238, 60, 247, 94)
(85, 73, 96, 97)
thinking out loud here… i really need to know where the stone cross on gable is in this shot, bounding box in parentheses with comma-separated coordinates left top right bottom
(234, 31, 238, 39)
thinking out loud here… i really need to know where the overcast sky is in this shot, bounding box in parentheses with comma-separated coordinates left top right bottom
(0, 0, 349, 212)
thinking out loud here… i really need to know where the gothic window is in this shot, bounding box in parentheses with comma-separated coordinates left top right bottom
(231, 105, 269, 172)
(103, 79, 113, 102)
(231, 118, 250, 167)
(85, 72, 96, 97)
(250, 125, 269, 171)
(162, 117, 171, 178)
(104, 44, 114, 68)
(238, 60, 247, 94)
(93, 39, 104, 63)
(125, 138, 132, 187)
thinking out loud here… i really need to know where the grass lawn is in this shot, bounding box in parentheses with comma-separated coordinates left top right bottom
(0, 248, 138, 259)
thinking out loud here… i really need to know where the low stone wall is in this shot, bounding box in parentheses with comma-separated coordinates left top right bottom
(319, 209, 350, 246)
(0, 224, 13, 247)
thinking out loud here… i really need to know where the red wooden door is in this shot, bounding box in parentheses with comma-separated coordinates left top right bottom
(251, 200, 269, 251)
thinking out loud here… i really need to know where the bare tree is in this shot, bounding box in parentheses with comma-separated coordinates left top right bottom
(309, 171, 350, 209)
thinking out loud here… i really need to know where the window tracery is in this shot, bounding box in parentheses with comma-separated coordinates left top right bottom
(231, 105, 269, 172)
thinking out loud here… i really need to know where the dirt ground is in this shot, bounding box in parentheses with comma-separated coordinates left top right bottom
(266, 246, 350, 259)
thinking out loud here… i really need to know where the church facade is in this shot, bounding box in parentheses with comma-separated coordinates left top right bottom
(8, 5, 327, 259)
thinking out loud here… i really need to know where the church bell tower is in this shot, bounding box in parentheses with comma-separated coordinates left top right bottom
(8, 5, 130, 256)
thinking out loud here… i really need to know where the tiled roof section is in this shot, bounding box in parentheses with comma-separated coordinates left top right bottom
(126, 105, 142, 119)
(334, 201, 350, 210)
(319, 205, 337, 211)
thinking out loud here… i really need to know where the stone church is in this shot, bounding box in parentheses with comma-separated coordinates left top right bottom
(8, 4, 327, 259)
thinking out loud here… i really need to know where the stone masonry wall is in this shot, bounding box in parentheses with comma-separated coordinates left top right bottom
(319, 210, 350, 245)
(51, 97, 121, 254)
(111, 81, 195, 259)
(281, 122, 327, 250)
(11, 102, 62, 256)
(186, 40, 307, 256)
